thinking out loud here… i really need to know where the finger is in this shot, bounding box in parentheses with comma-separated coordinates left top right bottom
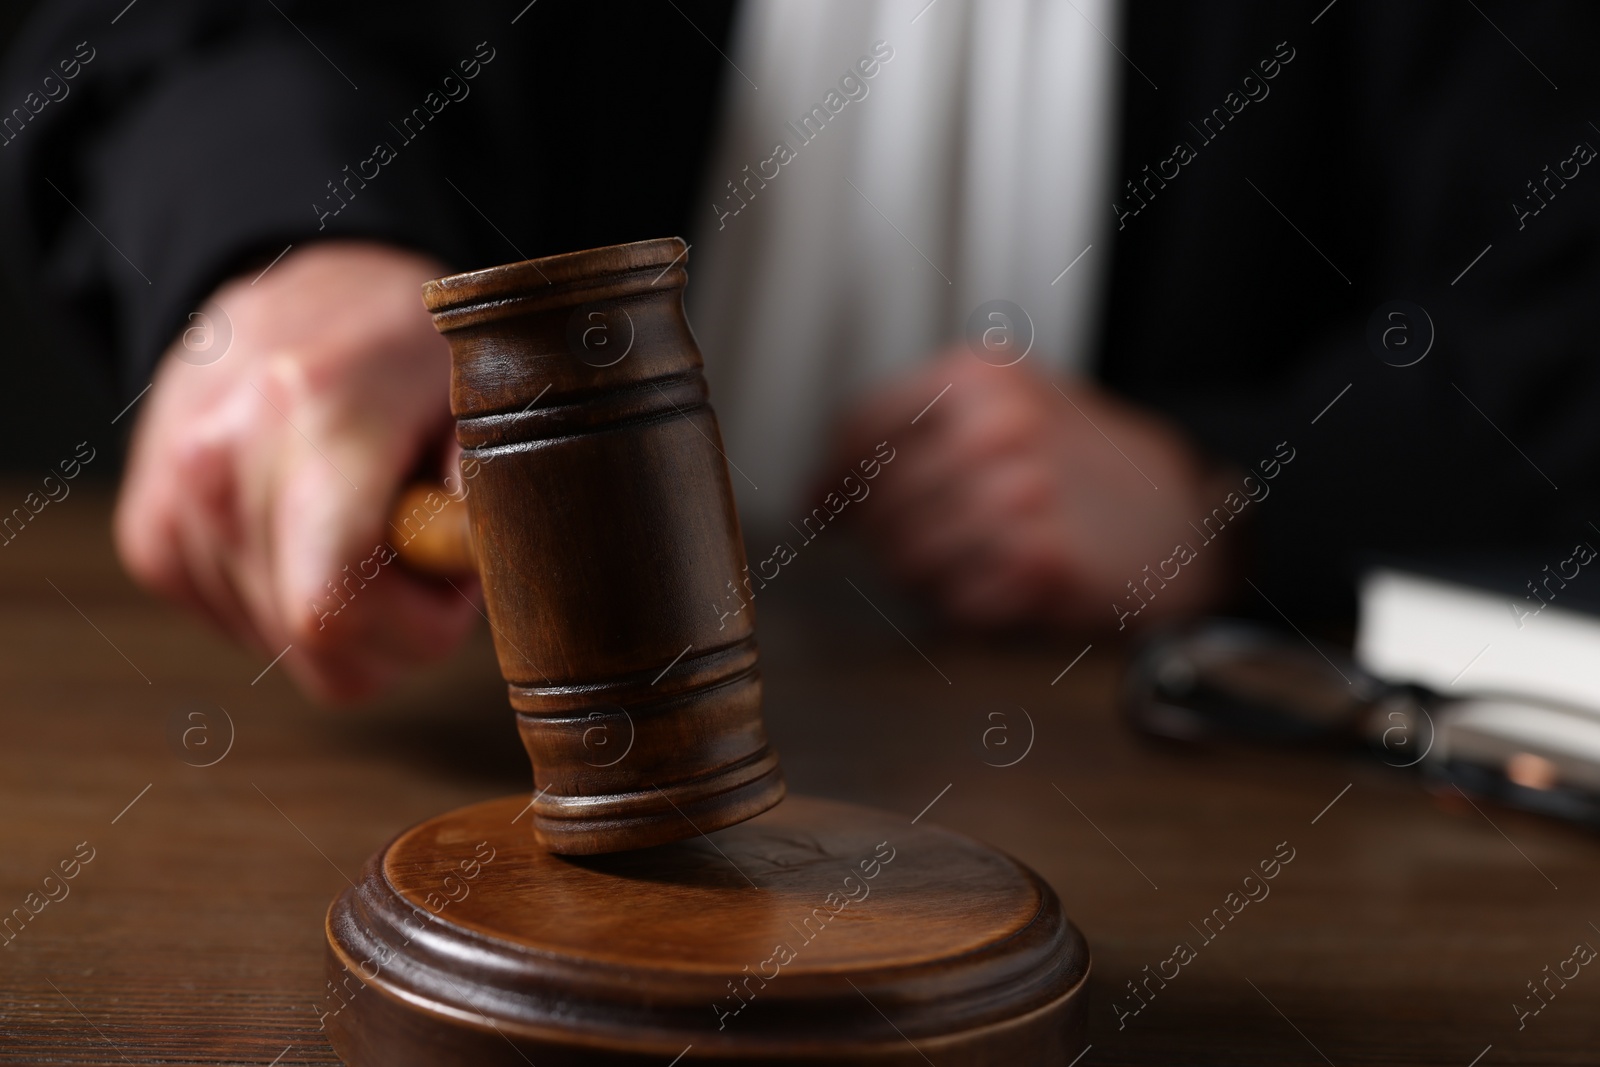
(826, 355, 970, 482)
(114, 376, 266, 645)
(874, 455, 1053, 582)
(857, 368, 1050, 524)
(114, 481, 245, 641)
(265, 412, 475, 702)
(241, 348, 407, 628)
(170, 498, 272, 651)
(933, 517, 1072, 627)
(162, 386, 280, 647)
(283, 575, 480, 703)
(939, 560, 1039, 626)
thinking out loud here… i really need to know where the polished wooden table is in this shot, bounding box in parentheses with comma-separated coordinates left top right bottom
(3, 486, 1596, 1064)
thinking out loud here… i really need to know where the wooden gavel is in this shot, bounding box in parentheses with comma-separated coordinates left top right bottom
(393, 238, 784, 855)
(387, 483, 476, 576)
(325, 237, 1088, 1065)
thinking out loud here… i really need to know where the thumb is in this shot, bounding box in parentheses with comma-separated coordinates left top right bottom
(253, 358, 421, 645)
(271, 427, 402, 646)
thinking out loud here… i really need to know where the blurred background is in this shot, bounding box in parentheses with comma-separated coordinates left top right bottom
(0, 0, 118, 473)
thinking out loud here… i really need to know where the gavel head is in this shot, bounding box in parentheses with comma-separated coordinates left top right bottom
(422, 238, 784, 855)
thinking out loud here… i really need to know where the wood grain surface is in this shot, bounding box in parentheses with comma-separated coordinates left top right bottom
(2, 484, 1598, 1064)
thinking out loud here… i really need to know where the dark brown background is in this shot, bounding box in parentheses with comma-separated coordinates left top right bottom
(1, 487, 1596, 1064)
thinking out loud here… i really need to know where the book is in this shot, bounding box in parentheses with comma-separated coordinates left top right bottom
(1356, 567, 1600, 717)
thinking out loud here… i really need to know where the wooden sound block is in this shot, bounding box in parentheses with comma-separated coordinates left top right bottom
(323, 794, 1089, 1064)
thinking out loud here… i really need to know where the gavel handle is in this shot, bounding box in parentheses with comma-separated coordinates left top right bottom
(389, 483, 477, 576)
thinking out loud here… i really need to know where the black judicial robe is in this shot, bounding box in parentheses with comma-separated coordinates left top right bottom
(3, 0, 1598, 620)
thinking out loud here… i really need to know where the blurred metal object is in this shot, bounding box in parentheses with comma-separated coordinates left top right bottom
(1432, 699, 1600, 827)
(1121, 620, 1385, 745)
(1122, 619, 1600, 830)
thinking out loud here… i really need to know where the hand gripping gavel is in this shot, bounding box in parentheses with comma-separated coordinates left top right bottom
(324, 238, 1086, 1065)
